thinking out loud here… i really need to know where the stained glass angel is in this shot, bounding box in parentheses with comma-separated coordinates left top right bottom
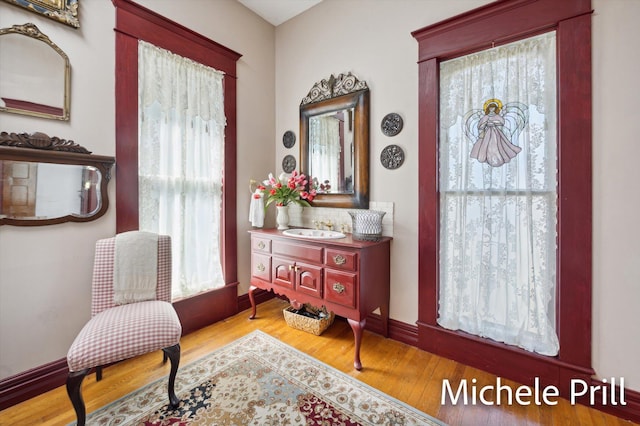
(465, 98, 529, 167)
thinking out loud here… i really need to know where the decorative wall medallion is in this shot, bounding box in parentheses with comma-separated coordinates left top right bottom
(380, 144, 405, 170)
(282, 154, 296, 173)
(381, 113, 403, 137)
(283, 130, 296, 148)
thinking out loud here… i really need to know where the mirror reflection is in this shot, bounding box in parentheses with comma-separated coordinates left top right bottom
(308, 107, 355, 194)
(1, 161, 101, 221)
(0, 23, 70, 120)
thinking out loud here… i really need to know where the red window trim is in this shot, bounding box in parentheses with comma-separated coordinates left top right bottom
(112, 0, 241, 331)
(413, 0, 593, 392)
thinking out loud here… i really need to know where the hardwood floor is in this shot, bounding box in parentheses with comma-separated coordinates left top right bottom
(0, 298, 636, 425)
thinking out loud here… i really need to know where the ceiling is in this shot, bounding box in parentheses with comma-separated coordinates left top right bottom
(237, 0, 323, 26)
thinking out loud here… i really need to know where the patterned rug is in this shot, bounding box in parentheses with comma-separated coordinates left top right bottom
(82, 330, 445, 425)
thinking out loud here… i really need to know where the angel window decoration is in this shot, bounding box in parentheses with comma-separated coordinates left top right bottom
(465, 98, 528, 167)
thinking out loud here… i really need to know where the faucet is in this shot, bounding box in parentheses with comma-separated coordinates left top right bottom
(321, 220, 334, 231)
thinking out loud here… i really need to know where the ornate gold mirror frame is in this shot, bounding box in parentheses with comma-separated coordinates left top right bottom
(0, 23, 71, 120)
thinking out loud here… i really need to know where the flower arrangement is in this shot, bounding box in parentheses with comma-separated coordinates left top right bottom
(258, 171, 316, 207)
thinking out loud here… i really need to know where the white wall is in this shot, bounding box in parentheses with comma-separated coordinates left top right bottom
(1, 0, 638, 394)
(591, 0, 640, 390)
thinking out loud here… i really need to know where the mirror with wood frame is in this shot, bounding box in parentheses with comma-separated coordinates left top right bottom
(0, 132, 115, 226)
(299, 72, 369, 208)
(0, 23, 71, 121)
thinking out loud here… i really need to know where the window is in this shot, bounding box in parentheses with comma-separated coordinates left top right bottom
(114, 0, 241, 333)
(138, 41, 226, 299)
(413, 0, 593, 388)
(438, 32, 559, 356)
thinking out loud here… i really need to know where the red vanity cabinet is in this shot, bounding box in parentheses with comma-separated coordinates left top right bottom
(248, 228, 392, 370)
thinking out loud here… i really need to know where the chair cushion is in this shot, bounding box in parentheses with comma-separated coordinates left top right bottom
(67, 301, 181, 372)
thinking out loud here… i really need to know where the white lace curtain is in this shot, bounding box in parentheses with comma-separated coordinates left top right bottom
(310, 115, 340, 189)
(138, 40, 225, 299)
(438, 32, 559, 356)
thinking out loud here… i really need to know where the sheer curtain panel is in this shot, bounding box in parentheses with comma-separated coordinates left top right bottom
(438, 32, 559, 356)
(138, 40, 226, 299)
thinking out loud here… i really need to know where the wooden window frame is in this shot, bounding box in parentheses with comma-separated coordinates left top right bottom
(413, 0, 593, 393)
(113, 0, 241, 334)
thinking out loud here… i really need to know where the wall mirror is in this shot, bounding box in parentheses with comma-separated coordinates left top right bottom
(0, 132, 115, 226)
(300, 72, 369, 208)
(0, 23, 70, 120)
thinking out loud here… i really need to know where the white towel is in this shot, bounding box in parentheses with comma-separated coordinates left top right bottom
(249, 190, 264, 227)
(113, 231, 159, 304)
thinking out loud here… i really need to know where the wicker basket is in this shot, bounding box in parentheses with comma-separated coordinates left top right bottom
(283, 305, 335, 335)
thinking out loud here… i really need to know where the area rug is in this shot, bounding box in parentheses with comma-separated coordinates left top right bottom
(82, 330, 445, 425)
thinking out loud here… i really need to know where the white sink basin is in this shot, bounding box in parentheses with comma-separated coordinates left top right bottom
(282, 229, 346, 240)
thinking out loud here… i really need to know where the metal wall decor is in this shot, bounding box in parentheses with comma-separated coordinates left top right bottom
(301, 72, 368, 106)
(380, 144, 405, 170)
(283, 130, 296, 148)
(381, 113, 403, 137)
(282, 154, 296, 173)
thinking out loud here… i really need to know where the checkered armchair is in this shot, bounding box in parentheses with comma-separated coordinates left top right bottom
(66, 233, 182, 426)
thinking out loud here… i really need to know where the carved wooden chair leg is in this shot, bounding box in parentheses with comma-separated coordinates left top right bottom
(66, 368, 90, 426)
(162, 343, 181, 408)
(163, 351, 168, 363)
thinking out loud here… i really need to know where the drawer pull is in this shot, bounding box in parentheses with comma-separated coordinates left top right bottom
(333, 254, 346, 265)
(332, 282, 345, 293)
(257, 263, 265, 272)
(258, 241, 266, 250)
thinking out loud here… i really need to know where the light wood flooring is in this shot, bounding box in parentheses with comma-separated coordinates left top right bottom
(0, 298, 636, 425)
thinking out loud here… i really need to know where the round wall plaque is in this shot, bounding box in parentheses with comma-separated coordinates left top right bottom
(282, 154, 296, 173)
(380, 144, 405, 170)
(381, 113, 403, 137)
(283, 130, 296, 148)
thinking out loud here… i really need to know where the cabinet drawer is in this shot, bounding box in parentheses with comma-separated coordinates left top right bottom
(273, 240, 323, 264)
(325, 249, 357, 271)
(252, 237, 271, 253)
(324, 269, 357, 309)
(251, 253, 271, 282)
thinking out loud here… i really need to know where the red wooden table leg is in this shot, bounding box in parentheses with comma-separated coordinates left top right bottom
(248, 285, 257, 319)
(348, 318, 366, 370)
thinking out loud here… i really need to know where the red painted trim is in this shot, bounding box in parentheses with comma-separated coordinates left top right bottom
(238, 288, 274, 312)
(173, 284, 239, 335)
(114, 31, 139, 232)
(414, 0, 602, 414)
(411, 0, 592, 61)
(113, 0, 240, 310)
(112, 0, 241, 74)
(0, 359, 67, 411)
(588, 379, 640, 423)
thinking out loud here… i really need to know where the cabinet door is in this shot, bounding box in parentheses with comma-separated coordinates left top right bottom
(251, 252, 271, 282)
(324, 269, 357, 308)
(296, 261, 323, 298)
(272, 256, 295, 289)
